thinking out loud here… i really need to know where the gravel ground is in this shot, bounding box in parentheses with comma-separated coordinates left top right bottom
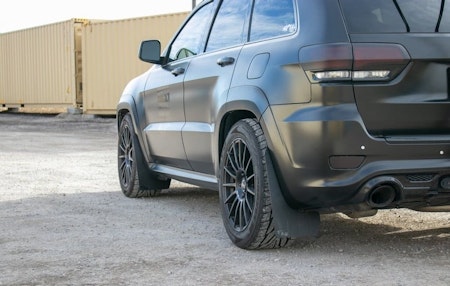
(0, 112, 449, 285)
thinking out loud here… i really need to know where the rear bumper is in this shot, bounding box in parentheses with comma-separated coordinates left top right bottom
(264, 103, 450, 212)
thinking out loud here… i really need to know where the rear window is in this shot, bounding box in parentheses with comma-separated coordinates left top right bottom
(340, 0, 449, 33)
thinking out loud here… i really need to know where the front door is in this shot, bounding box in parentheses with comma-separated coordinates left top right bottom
(142, 2, 214, 169)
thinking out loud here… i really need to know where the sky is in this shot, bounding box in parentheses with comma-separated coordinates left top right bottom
(0, 0, 195, 33)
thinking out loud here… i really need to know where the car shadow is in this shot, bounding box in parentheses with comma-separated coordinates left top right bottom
(147, 183, 450, 254)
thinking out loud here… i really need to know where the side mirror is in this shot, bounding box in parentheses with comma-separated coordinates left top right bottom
(139, 40, 162, 64)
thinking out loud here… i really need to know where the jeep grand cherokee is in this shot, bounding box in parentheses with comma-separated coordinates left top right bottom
(117, 0, 450, 249)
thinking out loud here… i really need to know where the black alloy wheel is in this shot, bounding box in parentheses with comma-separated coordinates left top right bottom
(219, 119, 291, 249)
(118, 113, 159, 198)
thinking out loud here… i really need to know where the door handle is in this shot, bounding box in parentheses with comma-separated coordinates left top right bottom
(171, 67, 185, 76)
(217, 57, 235, 67)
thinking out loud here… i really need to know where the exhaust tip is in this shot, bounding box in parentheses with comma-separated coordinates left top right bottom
(367, 184, 397, 208)
(440, 176, 450, 190)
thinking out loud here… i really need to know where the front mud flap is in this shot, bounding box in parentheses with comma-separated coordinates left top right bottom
(266, 151, 320, 239)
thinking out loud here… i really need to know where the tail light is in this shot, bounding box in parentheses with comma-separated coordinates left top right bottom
(299, 43, 410, 82)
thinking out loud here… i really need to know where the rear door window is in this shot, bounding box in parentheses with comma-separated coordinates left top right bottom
(439, 2, 450, 32)
(340, 0, 448, 33)
(205, 0, 252, 52)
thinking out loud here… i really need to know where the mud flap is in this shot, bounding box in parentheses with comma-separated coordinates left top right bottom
(265, 151, 320, 239)
(132, 133, 171, 190)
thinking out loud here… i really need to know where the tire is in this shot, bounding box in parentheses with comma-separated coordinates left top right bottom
(118, 114, 161, 198)
(219, 119, 291, 249)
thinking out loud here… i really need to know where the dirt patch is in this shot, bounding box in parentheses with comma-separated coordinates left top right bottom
(0, 112, 449, 285)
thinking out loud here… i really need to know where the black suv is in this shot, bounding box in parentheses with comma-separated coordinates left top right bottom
(117, 0, 450, 249)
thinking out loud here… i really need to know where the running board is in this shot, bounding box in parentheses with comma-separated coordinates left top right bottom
(150, 164, 219, 190)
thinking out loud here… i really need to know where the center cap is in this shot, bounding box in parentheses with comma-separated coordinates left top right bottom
(240, 179, 247, 190)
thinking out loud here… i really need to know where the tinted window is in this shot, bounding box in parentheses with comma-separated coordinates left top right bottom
(250, 0, 296, 41)
(340, 0, 406, 33)
(206, 0, 251, 52)
(397, 0, 441, 32)
(341, 0, 449, 33)
(437, 1, 450, 32)
(168, 2, 213, 61)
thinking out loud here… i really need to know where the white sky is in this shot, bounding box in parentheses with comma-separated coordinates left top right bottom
(0, 0, 194, 33)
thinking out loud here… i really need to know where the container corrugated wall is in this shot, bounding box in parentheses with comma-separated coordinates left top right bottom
(82, 12, 188, 115)
(0, 19, 86, 110)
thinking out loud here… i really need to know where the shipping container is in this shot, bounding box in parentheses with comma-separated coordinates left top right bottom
(82, 12, 189, 115)
(0, 19, 88, 111)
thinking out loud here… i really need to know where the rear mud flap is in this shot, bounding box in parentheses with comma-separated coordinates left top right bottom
(266, 151, 320, 239)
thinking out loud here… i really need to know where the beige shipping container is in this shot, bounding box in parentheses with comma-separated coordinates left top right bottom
(0, 19, 88, 110)
(82, 12, 189, 115)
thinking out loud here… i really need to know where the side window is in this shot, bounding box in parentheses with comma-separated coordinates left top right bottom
(440, 2, 450, 32)
(397, 0, 441, 32)
(250, 0, 296, 42)
(168, 2, 213, 62)
(206, 0, 252, 52)
(341, 0, 446, 33)
(340, 0, 406, 33)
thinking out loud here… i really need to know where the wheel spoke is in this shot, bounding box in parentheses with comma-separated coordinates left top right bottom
(224, 166, 236, 180)
(222, 183, 236, 188)
(246, 187, 255, 197)
(237, 140, 244, 167)
(225, 190, 237, 205)
(125, 165, 132, 186)
(241, 201, 249, 228)
(227, 150, 239, 172)
(119, 143, 126, 154)
(244, 154, 252, 174)
(246, 173, 255, 184)
(240, 143, 247, 171)
(245, 196, 253, 215)
(238, 201, 245, 229)
(232, 142, 241, 169)
(119, 163, 128, 185)
(121, 128, 129, 147)
(230, 197, 239, 222)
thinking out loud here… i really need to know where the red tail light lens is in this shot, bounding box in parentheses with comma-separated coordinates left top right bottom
(352, 43, 410, 81)
(299, 43, 410, 82)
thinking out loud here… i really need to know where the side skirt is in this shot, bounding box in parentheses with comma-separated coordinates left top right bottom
(150, 164, 219, 190)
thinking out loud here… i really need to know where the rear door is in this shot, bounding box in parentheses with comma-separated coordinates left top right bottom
(182, 0, 252, 174)
(340, 0, 450, 138)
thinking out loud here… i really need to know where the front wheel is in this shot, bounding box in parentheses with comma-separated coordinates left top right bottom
(118, 114, 161, 198)
(219, 119, 291, 249)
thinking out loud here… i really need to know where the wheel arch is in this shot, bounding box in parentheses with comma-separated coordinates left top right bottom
(215, 86, 271, 175)
(117, 96, 138, 131)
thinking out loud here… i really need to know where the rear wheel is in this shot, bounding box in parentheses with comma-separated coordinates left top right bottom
(219, 119, 291, 249)
(118, 114, 161, 198)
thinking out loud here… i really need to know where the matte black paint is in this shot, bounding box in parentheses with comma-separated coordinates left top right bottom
(117, 0, 450, 235)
